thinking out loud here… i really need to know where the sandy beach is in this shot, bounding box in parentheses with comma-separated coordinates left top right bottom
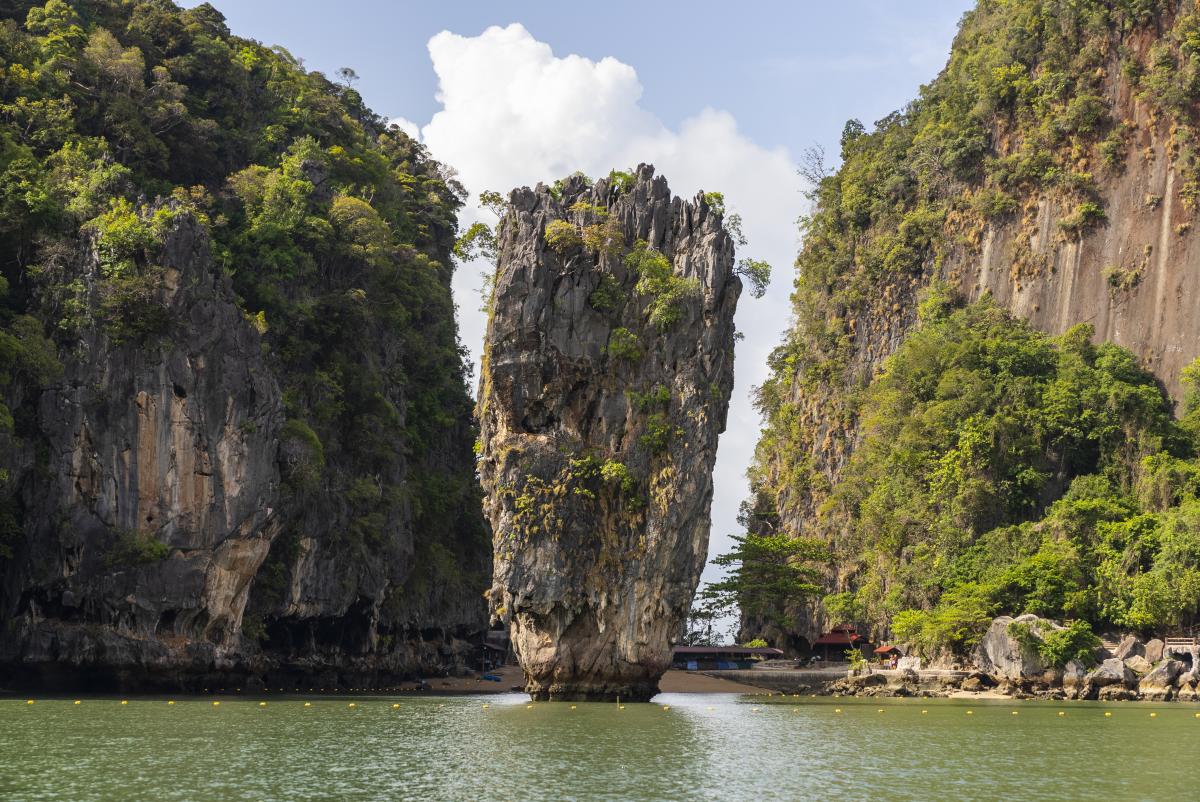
(404, 665, 769, 695)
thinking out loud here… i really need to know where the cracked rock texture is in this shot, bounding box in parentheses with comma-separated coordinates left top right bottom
(0, 213, 488, 692)
(479, 165, 741, 701)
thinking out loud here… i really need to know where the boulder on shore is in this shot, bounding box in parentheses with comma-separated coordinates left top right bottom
(1124, 654, 1153, 676)
(1138, 659, 1183, 701)
(973, 614, 1060, 682)
(1062, 660, 1088, 699)
(1113, 635, 1145, 661)
(1143, 638, 1165, 664)
(1084, 658, 1135, 698)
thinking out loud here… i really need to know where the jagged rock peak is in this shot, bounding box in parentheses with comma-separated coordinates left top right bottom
(479, 164, 742, 701)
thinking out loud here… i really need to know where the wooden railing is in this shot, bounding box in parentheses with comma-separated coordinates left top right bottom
(1165, 637, 1198, 649)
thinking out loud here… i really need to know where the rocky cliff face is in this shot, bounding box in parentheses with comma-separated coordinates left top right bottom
(1, 215, 283, 688)
(0, 0, 491, 692)
(479, 166, 741, 701)
(0, 209, 488, 692)
(746, 1, 1200, 648)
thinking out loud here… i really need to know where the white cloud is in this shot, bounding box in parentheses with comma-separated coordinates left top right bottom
(396, 23, 802, 613)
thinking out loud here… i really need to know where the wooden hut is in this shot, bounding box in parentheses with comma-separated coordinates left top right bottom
(812, 625, 866, 662)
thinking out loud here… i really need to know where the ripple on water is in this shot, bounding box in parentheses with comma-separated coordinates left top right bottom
(0, 694, 1197, 801)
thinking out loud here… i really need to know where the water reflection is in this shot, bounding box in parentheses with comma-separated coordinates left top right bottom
(2, 693, 1198, 801)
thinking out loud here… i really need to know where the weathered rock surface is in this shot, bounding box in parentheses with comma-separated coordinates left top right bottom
(479, 166, 741, 701)
(973, 614, 1058, 682)
(1062, 660, 1088, 699)
(1084, 658, 1136, 699)
(0, 212, 488, 691)
(1124, 654, 1153, 676)
(1144, 638, 1165, 664)
(1138, 659, 1183, 701)
(1113, 635, 1145, 661)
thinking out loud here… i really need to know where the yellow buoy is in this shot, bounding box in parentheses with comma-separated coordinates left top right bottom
(619, 705, 625, 710)
(1058, 711, 1066, 717)
(25, 700, 33, 705)
(167, 701, 175, 706)
(1011, 711, 1018, 716)
(966, 710, 973, 715)
(259, 702, 267, 708)
(1104, 711, 1112, 717)
(921, 710, 928, 714)
(1150, 712, 1158, 718)
(834, 708, 842, 713)
(752, 707, 759, 712)
(348, 703, 357, 709)
(526, 704, 533, 709)
(74, 700, 81, 705)
(482, 703, 489, 709)
(569, 705, 576, 710)
(303, 702, 312, 707)
(706, 706, 714, 711)
(662, 705, 670, 711)
(212, 701, 220, 707)
(877, 708, 884, 713)
(120, 700, 128, 705)
(392, 703, 400, 710)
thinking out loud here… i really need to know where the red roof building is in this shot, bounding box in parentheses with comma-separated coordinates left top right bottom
(812, 626, 867, 661)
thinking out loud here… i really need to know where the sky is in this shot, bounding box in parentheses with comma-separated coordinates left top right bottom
(189, 0, 975, 620)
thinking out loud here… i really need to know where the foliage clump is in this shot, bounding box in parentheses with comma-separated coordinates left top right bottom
(801, 299, 1200, 652)
(625, 240, 700, 330)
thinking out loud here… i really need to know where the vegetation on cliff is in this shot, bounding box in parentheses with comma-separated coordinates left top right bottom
(0, 1, 486, 649)
(834, 295, 1200, 653)
(755, 0, 1200, 506)
(745, 0, 1200, 655)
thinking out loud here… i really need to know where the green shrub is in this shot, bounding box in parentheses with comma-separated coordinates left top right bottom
(629, 384, 671, 411)
(640, 412, 678, 453)
(1037, 620, 1101, 668)
(544, 219, 581, 253)
(600, 459, 635, 494)
(1058, 201, 1106, 235)
(605, 327, 643, 361)
(625, 240, 700, 330)
(589, 273, 622, 312)
(606, 169, 635, 193)
(105, 529, 169, 568)
(702, 191, 726, 216)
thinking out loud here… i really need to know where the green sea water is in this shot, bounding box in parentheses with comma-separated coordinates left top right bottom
(2, 693, 1198, 801)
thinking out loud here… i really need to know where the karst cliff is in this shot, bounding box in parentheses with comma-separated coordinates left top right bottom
(0, 0, 489, 691)
(746, 0, 1200, 651)
(478, 166, 741, 701)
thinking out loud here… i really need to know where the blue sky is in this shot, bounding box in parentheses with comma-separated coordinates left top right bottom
(190, 0, 975, 629)
(193, 1, 971, 159)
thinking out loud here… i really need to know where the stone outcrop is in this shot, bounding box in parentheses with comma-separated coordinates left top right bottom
(0, 212, 489, 691)
(479, 166, 741, 701)
(1113, 635, 1145, 661)
(1138, 659, 1184, 701)
(1084, 658, 1136, 699)
(973, 614, 1058, 683)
